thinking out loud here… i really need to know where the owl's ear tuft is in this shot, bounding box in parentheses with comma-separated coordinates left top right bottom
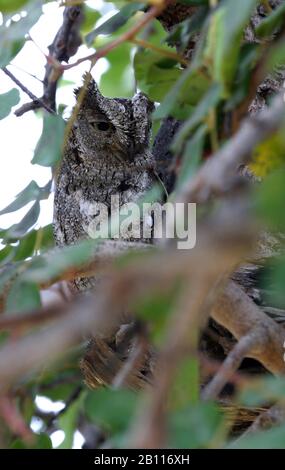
(73, 73, 101, 104)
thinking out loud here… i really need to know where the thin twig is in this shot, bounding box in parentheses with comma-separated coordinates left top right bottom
(129, 37, 188, 66)
(60, 4, 169, 71)
(201, 334, 258, 400)
(2, 67, 54, 115)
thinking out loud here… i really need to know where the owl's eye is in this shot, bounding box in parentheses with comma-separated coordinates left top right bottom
(96, 122, 111, 131)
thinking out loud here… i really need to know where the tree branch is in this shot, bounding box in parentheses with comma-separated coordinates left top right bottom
(15, 4, 84, 116)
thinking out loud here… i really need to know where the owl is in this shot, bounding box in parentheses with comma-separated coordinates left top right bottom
(53, 73, 155, 290)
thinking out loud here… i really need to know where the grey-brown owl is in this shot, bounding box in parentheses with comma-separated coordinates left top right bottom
(53, 73, 155, 290)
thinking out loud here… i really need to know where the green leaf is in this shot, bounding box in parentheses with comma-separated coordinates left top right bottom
(228, 424, 285, 449)
(23, 239, 97, 284)
(0, 0, 42, 67)
(0, 0, 29, 12)
(85, 388, 137, 433)
(0, 264, 18, 296)
(167, 7, 209, 52)
(32, 114, 65, 167)
(171, 356, 200, 409)
(10, 433, 52, 449)
(175, 125, 206, 189)
(169, 402, 225, 449)
(239, 376, 285, 407)
(0, 245, 15, 264)
(0, 88, 20, 120)
(256, 3, 285, 38)
(81, 6, 101, 35)
(6, 280, 41, 313)
(255, 168, 285, 232)
(172, 83, 221, 152)
(0, 181, 43, 215)
(39, 224, 54, 252)
(135, 285, 180, 343)
(100, 43, 133, 98)
(59, 393, 84, 449)
(204, 0, 258, 94)
(134, 48, 182, 102)
(85, 2, 145, 46)
(6, 201, 40, 239)
(14, 229, 37, 261)
(153, 65, 211, 120)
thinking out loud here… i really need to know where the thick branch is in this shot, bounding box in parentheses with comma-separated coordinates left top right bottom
(211, 281, 285, 375)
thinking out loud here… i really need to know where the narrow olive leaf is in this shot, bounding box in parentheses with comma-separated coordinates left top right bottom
(173, 83, 221, 152)
(0, 245, 14, 264)
(59, 394, 85, 449)
(256, 2, 285, 38)
(7, 201, 40, 239)
(32, 114, 65, 167)
(0, 88, 20, 120)
(85, 2, 145, 46)
(0, 0, 29, 12)
(175, 125, 207, 190)
(14, 230, 37, 261)
(23, 238, 97, 284)
(228, 424, 285, 449)
(5, 280, 41, 314)
(0, 0, 42, 67)
(0, 181, 41, 215)
(219, 0, 258, 92)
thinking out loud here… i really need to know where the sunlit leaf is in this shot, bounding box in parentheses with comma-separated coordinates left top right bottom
(81, 5, 101, 35)
(85, 2, 145, 46)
